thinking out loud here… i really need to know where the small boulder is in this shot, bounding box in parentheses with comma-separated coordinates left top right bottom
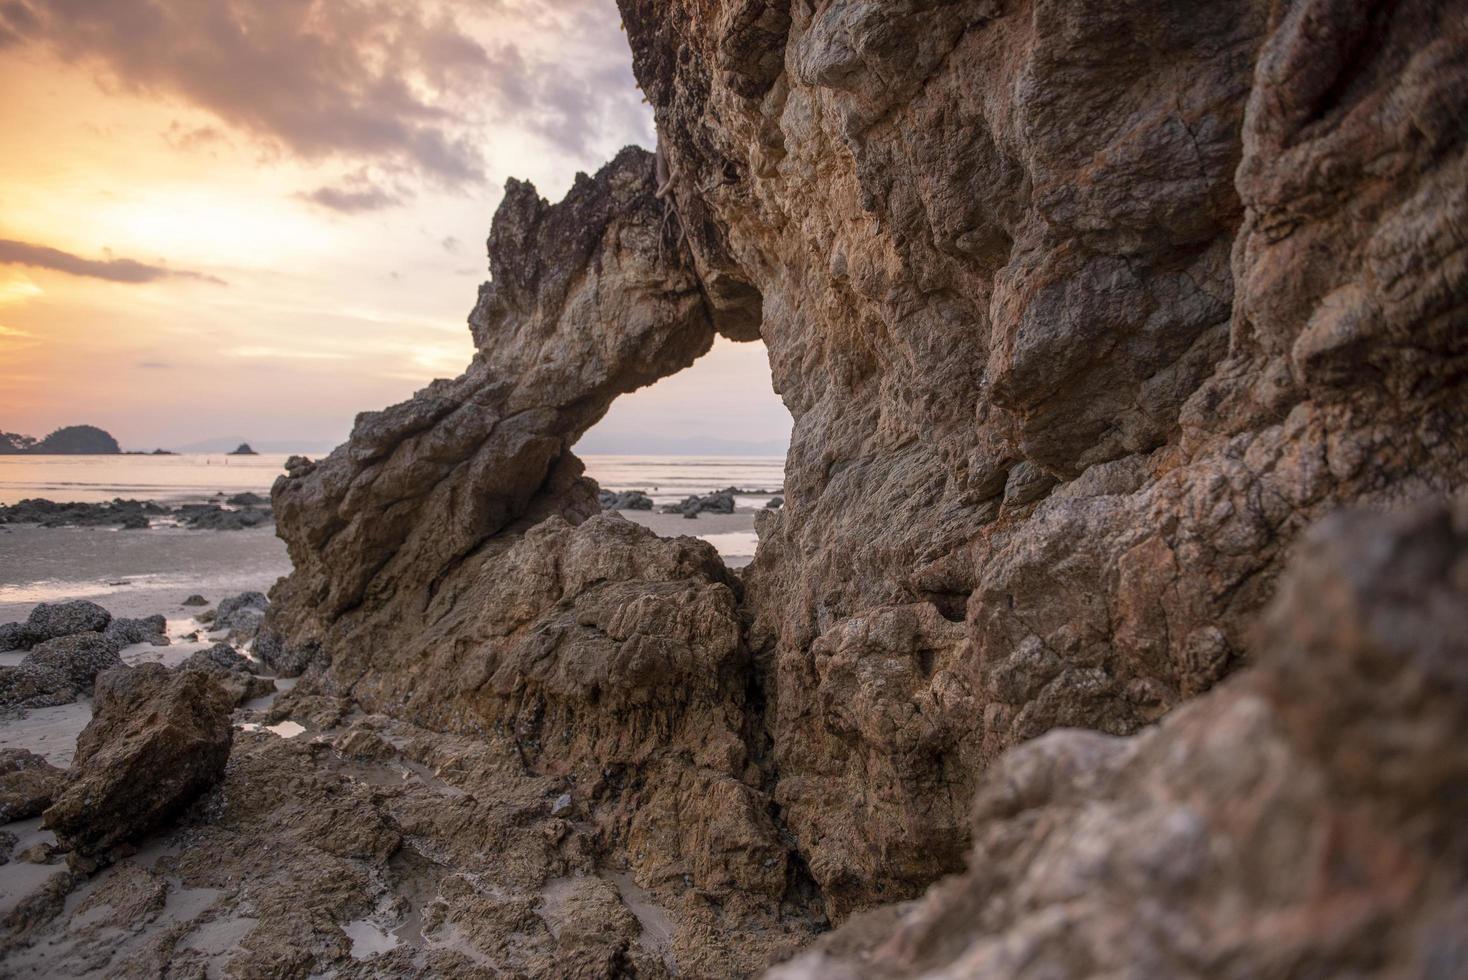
(0, 622, 27, 653)
(24, 601, 112, 645)
(181, 595, 209, 607)
(0, 662, 76, 709)
(179, 643, 275, 704)
(215, 592, 268, 636)
(766, 496, 784, 510)
(102, 615, 169, 648)
(22, 633, 124, 696)
(43, 665, 233, 856)
(597, 489, 655, 511)
(0, 749, 65, 823)
(226, 492, 266, 506)
(252, 628, 320, 679)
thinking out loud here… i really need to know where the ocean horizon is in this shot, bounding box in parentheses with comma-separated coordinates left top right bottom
(0, 452, 787, 509)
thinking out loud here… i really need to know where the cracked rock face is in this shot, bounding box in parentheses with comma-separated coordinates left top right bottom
(619, 0, 1468, 913)
(257, 0, 1468, 967)
(769, 501, 1468, 979)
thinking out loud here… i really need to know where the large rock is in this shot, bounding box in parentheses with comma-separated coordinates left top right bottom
(0, 662, 75, 710)
(0, 749, 65, 823)
(617, 0, 1468, 913)
(44, 664, 233, 856)
(768, 501, 1468, 979)
(257, 0, 1468, 959)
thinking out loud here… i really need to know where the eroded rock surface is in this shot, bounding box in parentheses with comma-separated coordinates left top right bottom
(44, 665, 233, 857)
(619, 0, 1468, 912)
(236, 0, 1468, 974)
(770, 501, 1468, 979)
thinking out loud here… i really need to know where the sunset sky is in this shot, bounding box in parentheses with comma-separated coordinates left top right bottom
(0, 0, 790, 454)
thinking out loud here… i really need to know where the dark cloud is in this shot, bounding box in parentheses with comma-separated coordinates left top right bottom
(13, 0, 494, 185)
(137, 360, 172, 369)
(441, 236, 463, 254)
(7, 0, 653, 186)
(0, 239, 224, 285)
(302, 182, 406, 214)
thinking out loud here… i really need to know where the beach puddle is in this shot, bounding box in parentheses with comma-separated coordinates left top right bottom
(344, 917, 401, 959)
(237, 720, 305, 738)
(607, 871, 679, 973)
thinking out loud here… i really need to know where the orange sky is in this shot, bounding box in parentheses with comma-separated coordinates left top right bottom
(0, 0, 790, 454)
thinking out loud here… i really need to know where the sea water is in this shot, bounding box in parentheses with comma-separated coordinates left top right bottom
(0, 453, 786, 508)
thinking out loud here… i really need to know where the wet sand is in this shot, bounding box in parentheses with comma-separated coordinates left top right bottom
(619, 509, 760, 568)
(0, 524, 291, 622)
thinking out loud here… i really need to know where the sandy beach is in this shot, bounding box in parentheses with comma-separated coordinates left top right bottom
(0, 524, 291, 623)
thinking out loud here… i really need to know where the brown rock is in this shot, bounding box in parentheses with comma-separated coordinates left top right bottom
(250, 0, 1468, 965)
(44, 665, 233, 856)
(767, 501, 1468, 979)
(0, 749, 64, 823)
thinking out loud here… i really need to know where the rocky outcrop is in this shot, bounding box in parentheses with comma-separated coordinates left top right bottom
(44, 665, 233, 857)
(770, 501, 1468, 979)
(254, 0, 1468, 969)
(618, 0, 1468, 913)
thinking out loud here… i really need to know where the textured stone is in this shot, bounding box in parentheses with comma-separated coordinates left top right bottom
(44, 665, 233, 856)
(248, 0, 1468, 966)
(21, 633, 123, 697)
(0, 749, 64, 823)
(768, 501, 1468, 979)
(617, 0, 1468, 914)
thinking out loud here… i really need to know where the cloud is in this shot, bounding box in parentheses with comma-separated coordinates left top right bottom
(225, 345, 350, 361)
(11, 0, 491, 185)
(3, 0, 653, 186)
(137, 360, 171, 369)
(441, 236, 464, 254)
(302, 183, 405, 214)
(0, 239, 224, 285)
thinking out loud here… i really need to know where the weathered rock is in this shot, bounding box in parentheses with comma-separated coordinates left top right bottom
(660, 490, 736, 517)
(227, 491, 266, 506)
(765, 496, 783, 510)
(177, 503, 273, 530)
(102, 614, 169, 648)
(44, 664, 233, 856)
(0, 498, 165, 529)
(0, 662, 76, 710)
(597, 489, 655, 510)
(0, 749, 65, 823)
(0, 622, 27, 653)
(23, 600, 111, 646)
(181, 594, 209, 607)
(242, 0, 1468, 966)
(21, 633, 123, 696)
(769, 501, 1468, 979)
(180, 643, 275, 704)
(616, 0, 1468, 914)
(214, 591, 268, 636)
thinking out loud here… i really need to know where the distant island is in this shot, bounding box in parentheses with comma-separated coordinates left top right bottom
(228, 443, 259, 456)
(0, 425, 121, 455)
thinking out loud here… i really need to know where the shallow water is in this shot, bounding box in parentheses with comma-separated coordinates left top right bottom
(581, 454, 785, 507)
(0, 453, 786, 509)
(0, 454, 293, 506)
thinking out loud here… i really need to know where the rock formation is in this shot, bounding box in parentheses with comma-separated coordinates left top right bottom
(241, 0, 1467, 973)
(770, 501, 1468, 978)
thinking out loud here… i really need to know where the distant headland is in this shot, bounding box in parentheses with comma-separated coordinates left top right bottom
(0, 425, 121, 455)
